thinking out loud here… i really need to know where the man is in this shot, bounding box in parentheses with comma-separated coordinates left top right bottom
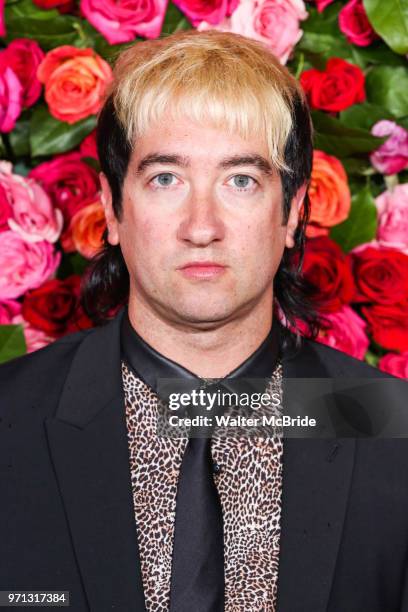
(1, 29, 408, 612)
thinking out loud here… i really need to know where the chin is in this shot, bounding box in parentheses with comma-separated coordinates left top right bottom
(171, 303, 236, 326)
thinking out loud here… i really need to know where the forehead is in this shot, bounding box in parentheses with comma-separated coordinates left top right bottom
(128, 115, 275, 174)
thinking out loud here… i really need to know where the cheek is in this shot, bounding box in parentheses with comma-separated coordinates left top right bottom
(239, 216, 286, 262)
(119, 213, 171, 266)
(136, 218, 158, 246)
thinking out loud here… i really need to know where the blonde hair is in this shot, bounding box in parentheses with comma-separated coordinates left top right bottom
(110, 29, 308, 174)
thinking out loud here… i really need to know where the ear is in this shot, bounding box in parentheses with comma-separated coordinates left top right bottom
(284, 182, 308, 249)
(100, 172, 120, 246)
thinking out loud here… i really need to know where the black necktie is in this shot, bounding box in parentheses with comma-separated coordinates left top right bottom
(169, 384, 225, 612)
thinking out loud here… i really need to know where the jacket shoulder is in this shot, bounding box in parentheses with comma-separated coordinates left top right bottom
(289, 333, 393, 379)
(0, 328, 90, 379)
(0, 328, 95, 420)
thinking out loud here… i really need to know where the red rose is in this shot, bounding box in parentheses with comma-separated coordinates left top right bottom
(315, 0, 335, 11)
(32, 0, 75, 13)
(300, 57, 366, 112)
(379, 352, 408, 379)
(0, 0, 5, 37)
(301, 236, 356, 312)
(79, 130, 98, 160)
(362, 304, 408, 352)
(29, 152, 100, 228)
(0, 181, 12, 231)
(22, 275, 92, 336)
(339, 0, 378, 47)
(352, 246, 408, 305)
(0, 39, 44, 108)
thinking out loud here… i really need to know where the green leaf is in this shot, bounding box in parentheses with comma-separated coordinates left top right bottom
(363, 0, 408, 55)
(365, 350, 380, 368)
(299, 3, 407, 68)
(12, 161, 31, 177)
(82, 156, 100, 172)
(348, 175, 372, 195)
(57, 252, 89, 279)
(74, 20, 134, 64)
(330, 185, 377, 252)
(9, 115, 31, 157)
(296, 31, 351, 65)
(298, 5, 348, 64)
(339, 102, 394, 131)
(398, 116, 408, 130)
(341, 157, 375, 176)
(302, 3, 343, 36)
(0, 324, 27, 365)
(161, 2, 192, 34)
(0, 135, 7, 158)
(4, 0, 86, 50)
(94, 37, 134, 65)
(365, 66, 408, 118)
(312, 111, 386, 157)
(30, 106, 97, 157)
(350, 41, 408, 68)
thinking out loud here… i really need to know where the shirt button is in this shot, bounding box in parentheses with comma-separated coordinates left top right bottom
(212, 463, 222, 474)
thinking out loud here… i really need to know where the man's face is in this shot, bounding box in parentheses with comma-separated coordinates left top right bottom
(101, 115, 305, 329)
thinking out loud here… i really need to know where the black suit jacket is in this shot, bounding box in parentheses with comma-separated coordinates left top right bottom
(1, 307, 408, 612)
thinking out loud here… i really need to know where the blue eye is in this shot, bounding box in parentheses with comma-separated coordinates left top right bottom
(149, 172, 258, 191)
(151, 173, 176, 187)
(230, 175, 257, 191)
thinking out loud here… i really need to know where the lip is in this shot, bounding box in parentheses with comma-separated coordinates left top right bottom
(178, 261, 226, 279)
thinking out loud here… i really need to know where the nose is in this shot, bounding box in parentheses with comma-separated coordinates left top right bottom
(177, 189, 226, 247)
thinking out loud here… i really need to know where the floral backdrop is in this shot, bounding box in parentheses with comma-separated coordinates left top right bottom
(0, 0, 407, 377)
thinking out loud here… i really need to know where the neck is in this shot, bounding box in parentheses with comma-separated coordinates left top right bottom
(126, 292, 274, 379)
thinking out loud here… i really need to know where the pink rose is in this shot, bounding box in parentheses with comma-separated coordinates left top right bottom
(0, 231, 61, 300)
(0, 66, 22, 133)
(379, 352, 408, 379)
(370, 120, 408, 175)
(198, 0, 308, 65)
(11, 314, 55, 353)
(0, 299, 21, 324)
(172, 0, 239, 26)
(80, 0, 169, 44)
(275, 305, 312, 337)
(338, 0, 378, 47)
(0, 39, 45, 108)
(375, 184, 408, 255)
(316, 306, 370, 360)
(0, 162, 63, 244)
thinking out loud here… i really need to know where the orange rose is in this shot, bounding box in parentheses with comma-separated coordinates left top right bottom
(37, 46, 112, 124)
(63, 200, 106, 259)
(306, 150, 351, 238)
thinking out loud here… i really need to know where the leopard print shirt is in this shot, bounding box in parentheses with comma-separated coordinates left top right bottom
(122, 359, 283, 612)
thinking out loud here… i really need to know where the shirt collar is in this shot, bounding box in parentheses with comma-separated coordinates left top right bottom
(120, 307, 281, 397)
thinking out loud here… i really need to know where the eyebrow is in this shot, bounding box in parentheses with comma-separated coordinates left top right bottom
(135, 153, 275, 177)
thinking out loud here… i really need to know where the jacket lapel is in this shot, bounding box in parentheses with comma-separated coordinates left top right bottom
(44, 310, 147, 612)
(276, 337, 356, 612)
